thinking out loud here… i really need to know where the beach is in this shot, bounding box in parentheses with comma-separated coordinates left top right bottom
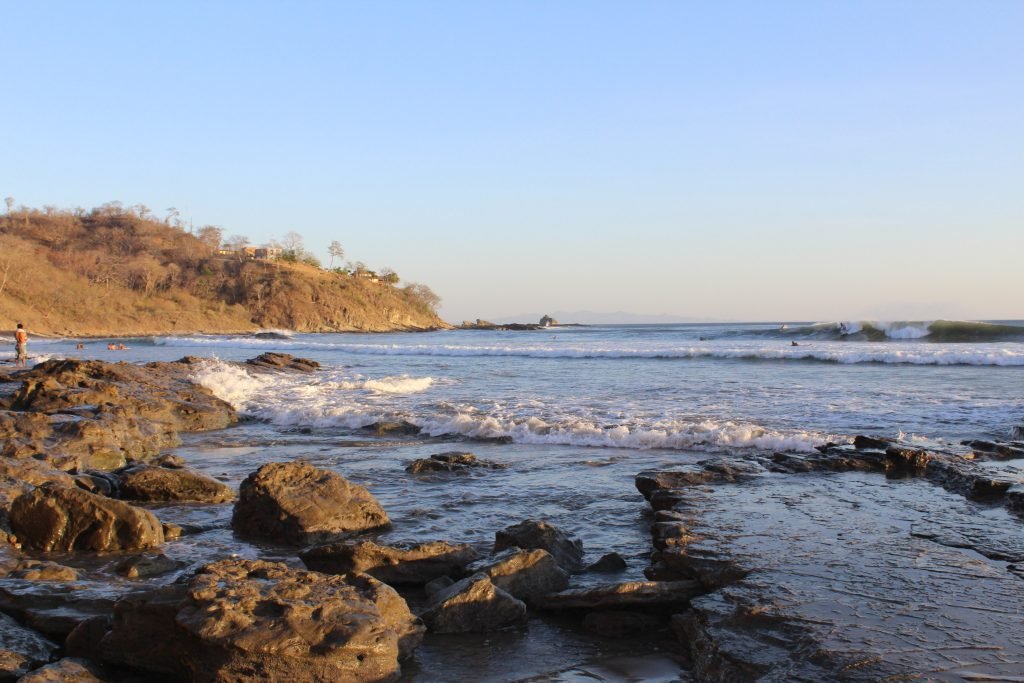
(2, 322, 1023, 680)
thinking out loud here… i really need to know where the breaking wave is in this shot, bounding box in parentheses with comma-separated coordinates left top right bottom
(191, 360, 826, 453)
(775, 320, 1024, 343)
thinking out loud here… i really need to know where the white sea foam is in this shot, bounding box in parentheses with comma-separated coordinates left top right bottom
(191, 361, 275, 409)
(190, 359, 826, 453)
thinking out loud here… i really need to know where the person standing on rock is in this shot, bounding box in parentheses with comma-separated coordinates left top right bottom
(14, 323, 28, 367)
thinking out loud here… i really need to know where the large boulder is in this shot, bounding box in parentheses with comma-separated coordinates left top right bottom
(467, 548, 569, 604)
(99, 559, 424, 682)
(419, 574, 527, 634)
(300, 540, 478, 585)
(0, 612, 56, 682)
(118, 465, 234, 503)
(494, 519, 584, 573)
(10, 484, 164, 552)
(232, 462, 390, 546)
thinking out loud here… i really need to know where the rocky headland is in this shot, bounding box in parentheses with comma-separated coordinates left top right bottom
(1, 353, 1023, 681)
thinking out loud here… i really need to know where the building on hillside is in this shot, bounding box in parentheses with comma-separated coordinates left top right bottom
(254, 247, 282, 260)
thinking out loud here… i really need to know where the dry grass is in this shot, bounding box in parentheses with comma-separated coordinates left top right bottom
(0, 207, 447, 336)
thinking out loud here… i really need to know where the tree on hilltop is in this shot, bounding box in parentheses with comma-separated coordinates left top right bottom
(328, 240, 345, 269)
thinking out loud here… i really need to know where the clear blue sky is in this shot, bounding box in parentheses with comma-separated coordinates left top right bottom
(4, 1, 1022, 322)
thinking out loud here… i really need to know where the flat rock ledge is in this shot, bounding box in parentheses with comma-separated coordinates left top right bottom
(635, 433, 1024, 681)
(117, 463, 234, 503)
(300, 539, 478, 585)
(97, 558, 424, 682)
(232, 461, 391, 546)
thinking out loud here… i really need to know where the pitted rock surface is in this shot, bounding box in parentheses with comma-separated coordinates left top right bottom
(100, 558, 423, 682)
(232, 461, 390, 546)
(118, 464, 234, 503)
(10, 484, 164, 552)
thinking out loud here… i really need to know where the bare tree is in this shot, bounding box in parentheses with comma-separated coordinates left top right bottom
(4, 197, 13, 214)
(0, 253, 12, 297)
(328, 240, 345, 269)
(196, 225, 223, 250)
(165, 207, 180, 226)
(379, 267, 400, 285)
(282, 231, 304, 255)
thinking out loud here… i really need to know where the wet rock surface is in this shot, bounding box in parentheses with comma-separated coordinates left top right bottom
(232, 461, 391, 545)
(99, 558, 424, 682)
(117, 463, 235, 503)
(494, 520, 585, 573)
(639, 437, 1024, 681)
(15, 657, 107, 683)
(10, 484, 164, 552)
(0, 611, 56, 681)
(244, 352, 320, 373)
(406, 451, 507, 474)
(466, 548, 570, 604)
(300, 539, 478, 585)
(419, 573, 528, 634)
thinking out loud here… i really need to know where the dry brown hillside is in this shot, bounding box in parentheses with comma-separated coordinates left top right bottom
(0, 203, 449, 336)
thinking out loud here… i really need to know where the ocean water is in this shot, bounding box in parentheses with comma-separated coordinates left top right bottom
(22, 319, 1022, 451)
(9, 320, 1024, 680)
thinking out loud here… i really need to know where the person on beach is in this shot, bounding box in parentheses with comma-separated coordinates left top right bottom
(14, 324, 28, 367)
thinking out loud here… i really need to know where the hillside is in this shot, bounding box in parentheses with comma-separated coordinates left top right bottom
(0, 204, 449, 336)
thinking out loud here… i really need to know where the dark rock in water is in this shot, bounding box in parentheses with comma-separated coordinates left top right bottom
(586, 553, 627, 573)
(244, 352, 320, 373)
(963, 439, 1024, 460)
(11, 483, 164, 552)
(99, 558, 424, 682)
(0, 559, 78, 582)
(634, 462, 759, 500)
(494, 519, 584, 573)
(115, 554, 184, 579)
(885, 446, 934, 473)
(536, 580, 703, 612)
(405, 451, 507, 474)
(300, 540, 478, 585)
(582, 610, 664, 638)
(232, 461, 390, 546)
(368, 420, 421, 436)
(419, 574, 527, 634)
(0, 612, 56, 681)
(16, 658, 106, 683)
(466, 548, 569, 604)
(658, 546, 751, 590)
(853, 434, 895, 450)
(118, 464, 235, 503)
(539, 315, 559, 327)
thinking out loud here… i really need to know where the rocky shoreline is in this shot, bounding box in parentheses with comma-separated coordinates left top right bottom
(1, 354, 1023, 681)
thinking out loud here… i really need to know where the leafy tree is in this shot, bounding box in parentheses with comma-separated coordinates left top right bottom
(405, 282, 441, 312)
(379, 267, 400, 285)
